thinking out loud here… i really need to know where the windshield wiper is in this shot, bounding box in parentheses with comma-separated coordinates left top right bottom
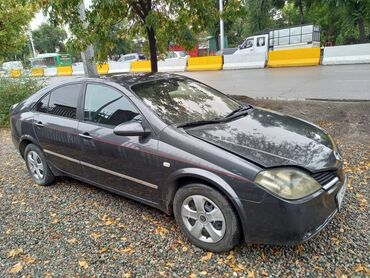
(223, 105, 252, 119)
(177, 105, 253, 129)
(177, 119, 222, 129)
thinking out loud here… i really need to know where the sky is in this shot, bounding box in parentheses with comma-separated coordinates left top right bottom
(30, 11, 48, 31)
(29, 0, 93, 30)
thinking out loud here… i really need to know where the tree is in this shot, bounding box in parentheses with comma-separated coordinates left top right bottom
(32, 23, 67, 53)
(0, 0, 36, 61)
(300, 0, 370, 45)
(40, 0, 231, 73)
(244, 0, 285, 34)
(338, 0, 370, 43)
(203, 0, 246, 50)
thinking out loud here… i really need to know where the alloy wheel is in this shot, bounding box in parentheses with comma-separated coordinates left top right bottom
(27, 151, 44, 180)
(181, 195, 226, 243)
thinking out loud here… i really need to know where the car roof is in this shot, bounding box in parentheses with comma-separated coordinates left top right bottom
(108, 72, 182, 88)
(44, 73, 185, 92)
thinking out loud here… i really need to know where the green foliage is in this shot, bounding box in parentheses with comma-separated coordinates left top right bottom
(37, 0, 369, 68)
(0, 0, 37, 62)
(39, 0, 237, 71)
(0, 77, 43, 127)
(32, 23, 68, 53)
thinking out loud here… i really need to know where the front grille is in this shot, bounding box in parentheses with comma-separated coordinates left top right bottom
(312, 167, 344, 188)
(312, 171, 337, 186)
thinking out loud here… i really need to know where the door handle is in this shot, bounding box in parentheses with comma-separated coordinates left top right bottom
(35, 121, 44, 127)
(79, 132, 93, 140)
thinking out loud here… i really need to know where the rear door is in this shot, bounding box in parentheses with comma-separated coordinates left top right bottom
(254, 34, 268, 60)
(33, 83, 84, 176)
(77, 83, 161, 203)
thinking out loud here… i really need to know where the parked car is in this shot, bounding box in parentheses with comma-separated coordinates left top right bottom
(165, 51, 189, 60)
(10, 73, 347, 252)
(2, 61, 24, 71)
(117, 53, 146, 63)
(1, 61, 24, 76)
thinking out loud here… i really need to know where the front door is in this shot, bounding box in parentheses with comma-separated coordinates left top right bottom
(77, 83, 161, 203)
(33, 83, 84, 176)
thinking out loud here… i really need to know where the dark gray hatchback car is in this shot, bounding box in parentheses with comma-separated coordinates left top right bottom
(10, 73, 347, 252)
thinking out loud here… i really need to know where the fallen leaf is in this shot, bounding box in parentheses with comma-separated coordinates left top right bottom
(120, 247, 134, 255)
(295, 244, 304, 255)
(247, 270, 255, 278)
(51, 218, 58, 224)
(331, 237, 340, 245)
(159, 271, 166, 276)
(123, 273, 131, 278)
(49, 212, 57, 217)
(7, 248, 23, 258)
(90, 232, 102, 240)
(67, 238, 77, 244)
(314, 265, 324, 272)
(166, 262, 175, 268)
(155, 226, 169, 237)
(8, 263, 23, 274)
(182, 246, 188, 252)
(199, 271, 207, 276)
(354, 264, 369, 273)
(78, 260, 88, 269)
(200, 252, 213, 262)
(226, 254, 235, 260)
(22, 256, 36, 264)
(99, 247, 108, 254)
(102, 214, 117, 225)
(190, 274, 197, 278)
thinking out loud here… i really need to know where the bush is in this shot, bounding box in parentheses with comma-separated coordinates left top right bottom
(0, 77, 44, 127)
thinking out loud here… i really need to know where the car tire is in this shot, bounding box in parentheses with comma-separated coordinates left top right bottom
(24, 144, 55, 186)
(174, 183, 241, 252)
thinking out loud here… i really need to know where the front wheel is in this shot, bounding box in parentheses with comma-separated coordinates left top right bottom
(173, 183, 241, 252)
(24, 144, 55, 186)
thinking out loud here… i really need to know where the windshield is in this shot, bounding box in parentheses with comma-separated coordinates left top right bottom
(131, 78, 240, 126)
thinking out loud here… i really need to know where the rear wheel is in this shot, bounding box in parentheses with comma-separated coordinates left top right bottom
(24, 144, 55, 186)
(174, 183, 241, 252)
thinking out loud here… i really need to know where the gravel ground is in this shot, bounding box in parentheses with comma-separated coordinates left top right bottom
(0, 100, 369, 277)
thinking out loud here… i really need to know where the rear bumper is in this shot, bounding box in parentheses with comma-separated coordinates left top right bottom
(241, 176, 347, 245)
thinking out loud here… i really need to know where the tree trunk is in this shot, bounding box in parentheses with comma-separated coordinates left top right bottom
(358, 16, 366, 43)
(298, 0, 304, 24)
(79, 1, 98, 77)
(81, 45, 98, 77)
(146, 27, 158, 73)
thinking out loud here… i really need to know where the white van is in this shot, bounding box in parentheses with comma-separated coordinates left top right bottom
(118, 53, 146, 63)
(233, 25, 320, 58)
(2, 61, 24, 71)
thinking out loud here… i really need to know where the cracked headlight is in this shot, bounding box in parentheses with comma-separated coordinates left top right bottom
(254, 168, 321, 200)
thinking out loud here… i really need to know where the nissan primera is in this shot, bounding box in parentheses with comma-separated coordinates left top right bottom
(10, 73, 347, 252)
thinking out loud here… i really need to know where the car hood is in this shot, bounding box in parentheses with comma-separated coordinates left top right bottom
(186, 108, 340, 172)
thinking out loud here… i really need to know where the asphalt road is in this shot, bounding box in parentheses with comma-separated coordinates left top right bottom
(45, 64, 370, 100)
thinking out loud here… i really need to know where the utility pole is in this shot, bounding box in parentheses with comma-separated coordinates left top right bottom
(28, 30, 37, 58)
(219, 0, 224, 52)
(78, 0, 98, 77)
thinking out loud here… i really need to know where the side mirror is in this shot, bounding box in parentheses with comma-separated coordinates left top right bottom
(113, 121, 151, 137)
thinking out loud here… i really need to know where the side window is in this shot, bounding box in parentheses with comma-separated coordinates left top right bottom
(257, 36, 265, 47)
(84, 84, 140, 127)
(48, 84, 82, 119)
(35, 93, 50, 113)
(241, 38, 254, 49)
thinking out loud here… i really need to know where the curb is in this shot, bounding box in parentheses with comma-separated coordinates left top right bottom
(249, 96, 370, 103)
